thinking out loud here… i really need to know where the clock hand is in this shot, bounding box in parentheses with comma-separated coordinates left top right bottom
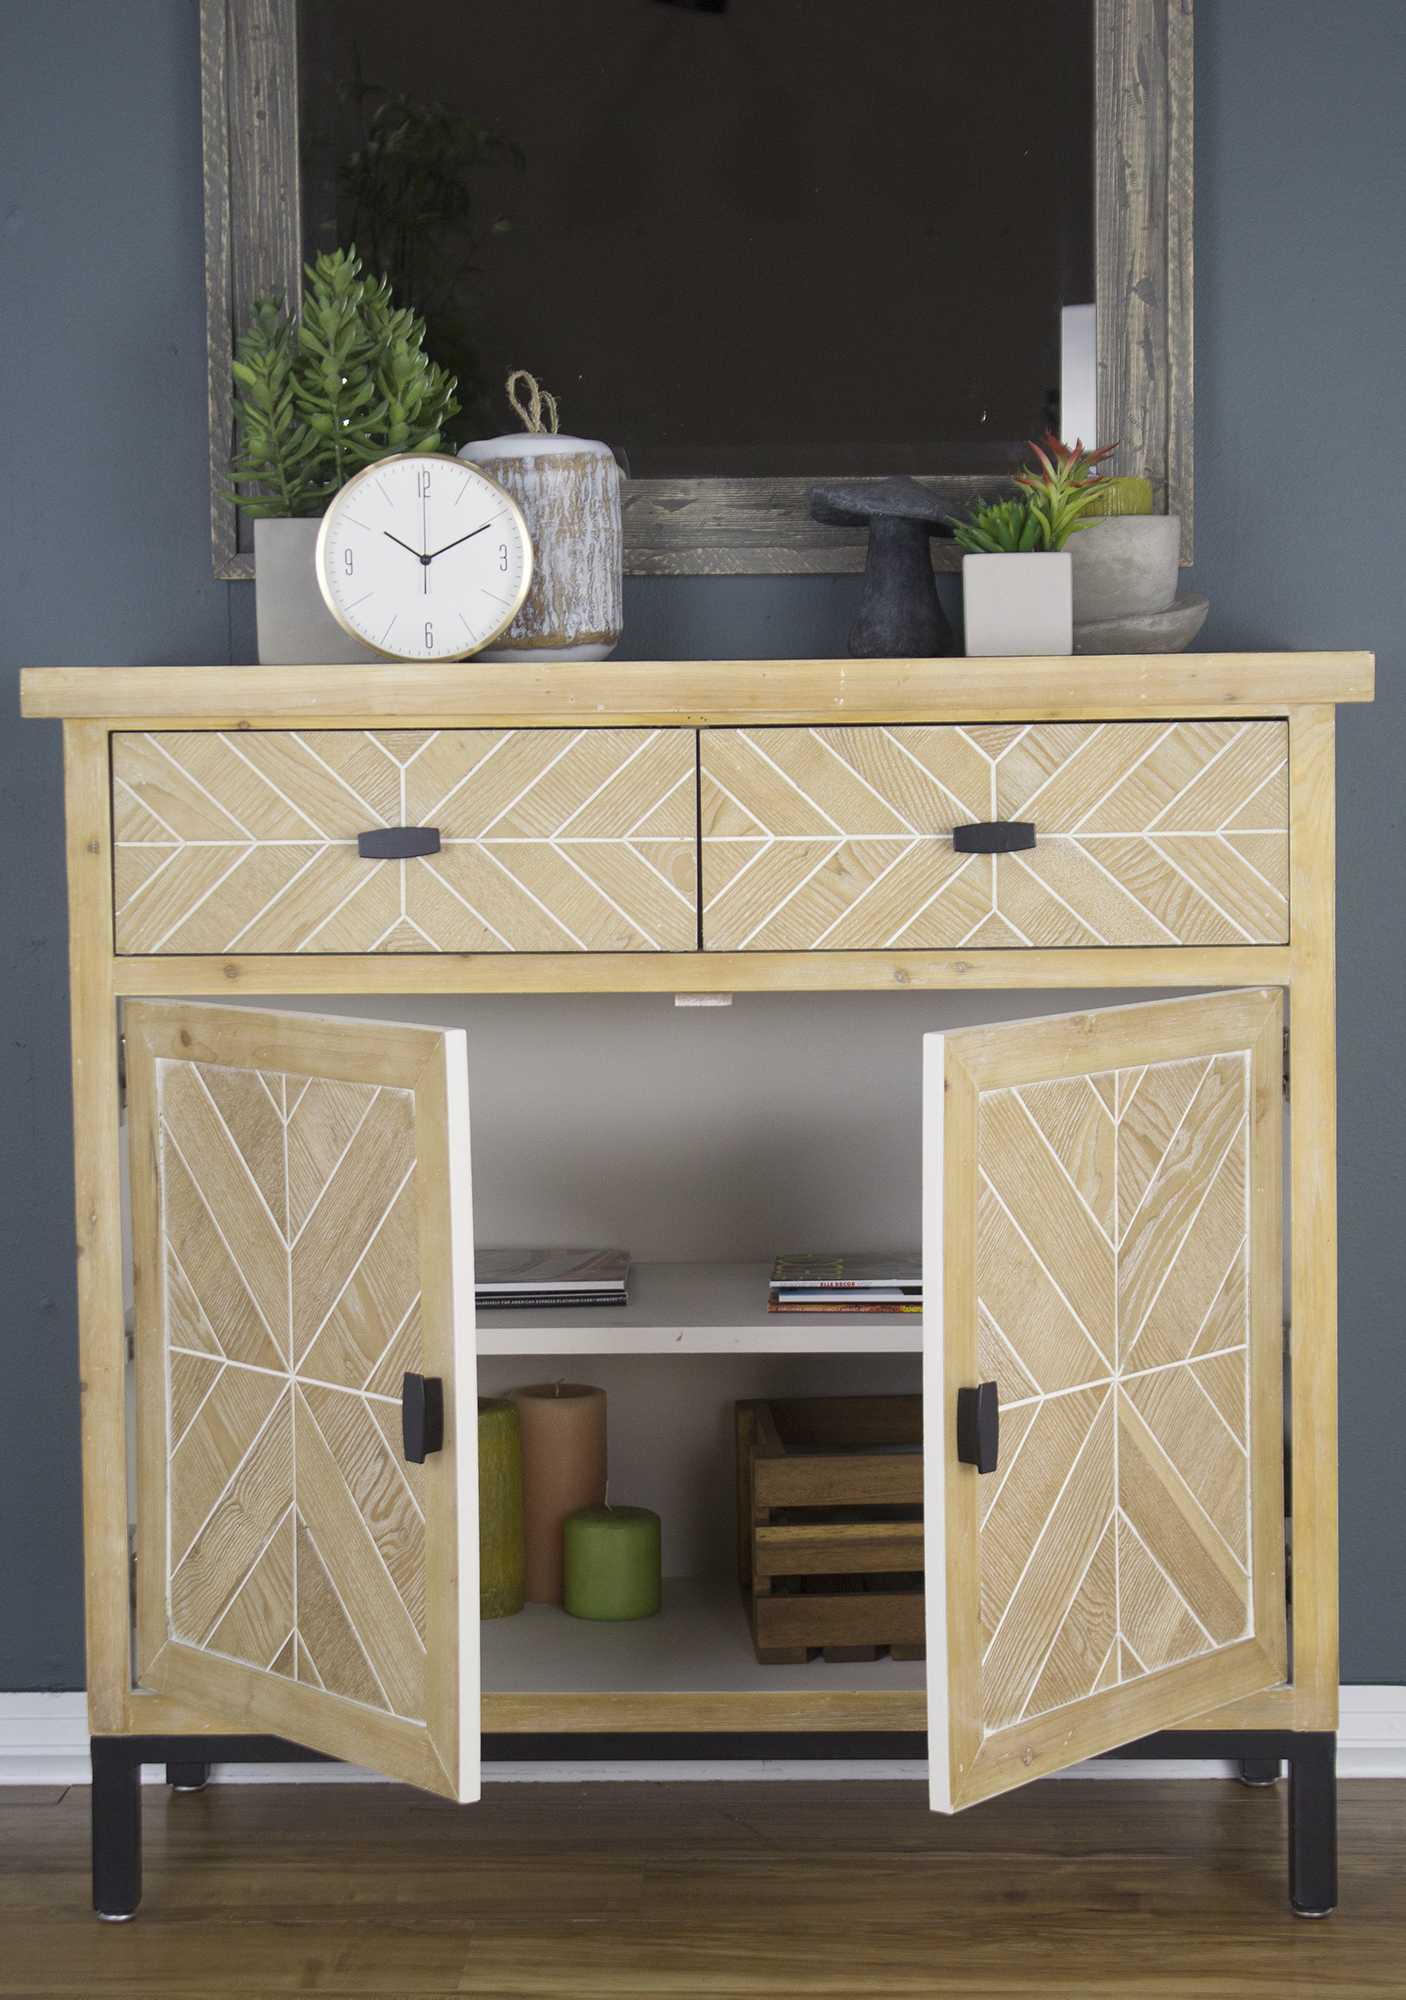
(383, 531, 428, 564)
(425, 522, 494, 562)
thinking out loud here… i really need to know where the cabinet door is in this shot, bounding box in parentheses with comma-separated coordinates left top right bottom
(126, 1001, 478, 1801)
(924, 990, 1286, 1812)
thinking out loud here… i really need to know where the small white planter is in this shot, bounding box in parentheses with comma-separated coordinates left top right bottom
(962, 551, 1072, 657)
(254, 518, 382, 665)
(1070, 515, 1181, 624)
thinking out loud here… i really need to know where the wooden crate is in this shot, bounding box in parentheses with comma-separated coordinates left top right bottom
(735, 1396, 925, 1665)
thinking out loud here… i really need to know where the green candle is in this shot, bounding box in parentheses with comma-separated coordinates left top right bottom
(562, 1505, 661, 1622)
(478, 1398, 525, 1619)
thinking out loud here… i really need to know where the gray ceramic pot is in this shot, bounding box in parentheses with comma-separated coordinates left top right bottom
(1069, 515, 1181, 624)
(254, 517, 382, 664)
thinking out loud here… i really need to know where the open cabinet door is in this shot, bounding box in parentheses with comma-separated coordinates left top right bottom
(924, 990, 1286, 1812)
(126, 1002, 478, 1801)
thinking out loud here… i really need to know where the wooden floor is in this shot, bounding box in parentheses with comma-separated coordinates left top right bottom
(1, 1778, 1403, 1996)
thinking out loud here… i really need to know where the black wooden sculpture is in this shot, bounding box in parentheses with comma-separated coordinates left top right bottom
(808, 476, 958, 658)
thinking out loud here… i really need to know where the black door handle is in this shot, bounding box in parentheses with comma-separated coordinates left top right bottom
(956, 1382, 1000, 1474)
(953, 821, 1036, 854)
(359, 826, 442, 859)
(402, 1373, 445, 1464)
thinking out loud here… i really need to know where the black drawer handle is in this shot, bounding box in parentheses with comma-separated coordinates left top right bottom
(358, 826, 441, 860)
(953, 821, 1036, 854)
(402, 1373, 445, 1464)
(956, 1382, 1000, 1474)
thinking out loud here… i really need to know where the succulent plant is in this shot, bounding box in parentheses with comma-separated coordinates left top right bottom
(950, 435, 1121, 556)
(1015, 434, 1120, 549)
(228, 247, 460, 518)
(226, 299, 319, 519)
(950, 497, 1043, 555)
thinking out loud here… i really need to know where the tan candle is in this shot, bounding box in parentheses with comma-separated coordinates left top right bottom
(512, 1383, 607, 1603)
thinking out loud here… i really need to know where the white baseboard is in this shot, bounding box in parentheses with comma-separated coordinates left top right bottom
(2, 1688, 1401, 1786)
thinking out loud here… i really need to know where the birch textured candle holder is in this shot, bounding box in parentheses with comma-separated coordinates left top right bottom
(562, 1505, 662, 1622)
(459, 372, 622, 662)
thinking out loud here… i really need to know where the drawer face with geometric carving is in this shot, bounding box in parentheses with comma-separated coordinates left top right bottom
(700, 721, 1288, 950)
(112, 728, 698, 954)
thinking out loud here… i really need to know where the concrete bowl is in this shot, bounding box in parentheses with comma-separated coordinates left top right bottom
(1070, 515, 1181, 623)
(1073, 591, 1210, 654)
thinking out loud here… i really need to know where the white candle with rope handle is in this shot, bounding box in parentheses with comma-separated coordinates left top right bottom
(459, 371, 623, 662)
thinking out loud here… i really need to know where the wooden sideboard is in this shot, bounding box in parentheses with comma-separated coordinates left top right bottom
(22, 651, 1373, 1916)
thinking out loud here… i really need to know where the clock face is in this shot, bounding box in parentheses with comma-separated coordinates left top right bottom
(315, 453, 532, 661)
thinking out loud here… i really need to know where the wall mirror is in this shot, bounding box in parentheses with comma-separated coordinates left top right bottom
(201, 0, 1192, 580)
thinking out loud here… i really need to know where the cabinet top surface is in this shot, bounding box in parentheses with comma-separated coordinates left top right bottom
(19, 652, 1374, 724)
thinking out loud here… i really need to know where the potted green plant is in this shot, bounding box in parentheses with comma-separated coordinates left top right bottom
(952, 436, 1115, 656)
(1069, 474, 1183, 635)
(229, 247, 459, 663)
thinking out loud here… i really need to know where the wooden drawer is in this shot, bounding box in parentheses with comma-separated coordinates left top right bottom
(113, 728, 698, 954)
(700, 721, 1288, 949)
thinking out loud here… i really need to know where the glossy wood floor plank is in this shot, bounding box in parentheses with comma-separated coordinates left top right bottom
(1, 1781, 1403, 1995)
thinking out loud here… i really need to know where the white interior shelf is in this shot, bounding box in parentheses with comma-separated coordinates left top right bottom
(480, 1574, 926, 1696)
(473, 1261, 923, 1356)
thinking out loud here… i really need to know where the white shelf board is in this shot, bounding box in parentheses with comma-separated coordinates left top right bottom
(481, 1574, 926, 1696)
(474, 1260, 922, 1355)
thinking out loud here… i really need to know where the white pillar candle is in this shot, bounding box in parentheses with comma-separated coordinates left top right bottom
(460, 382, 622, 662)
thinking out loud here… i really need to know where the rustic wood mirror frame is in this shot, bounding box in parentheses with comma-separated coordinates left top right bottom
(200, 0, 1193, 582)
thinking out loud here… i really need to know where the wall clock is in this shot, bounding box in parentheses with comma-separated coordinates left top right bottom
(315, 452, 533, 660)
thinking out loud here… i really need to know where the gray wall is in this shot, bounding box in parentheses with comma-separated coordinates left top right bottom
(1, 0, 1401, 1688)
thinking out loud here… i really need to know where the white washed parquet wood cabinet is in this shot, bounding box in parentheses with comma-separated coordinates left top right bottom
(20, 655, 1371, 1910)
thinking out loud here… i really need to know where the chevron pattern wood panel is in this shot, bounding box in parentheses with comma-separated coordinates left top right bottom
(156, 1054, 430, 1720)
(112, 728, 697, 953)
(976, 1050, 1254, 1736)
(700, 722, 1288, 949)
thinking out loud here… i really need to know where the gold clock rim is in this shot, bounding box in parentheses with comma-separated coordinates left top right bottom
(313, 451, 534, 663)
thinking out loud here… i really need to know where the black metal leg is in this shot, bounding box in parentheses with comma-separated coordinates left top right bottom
(165, 1760, 211, 1792)
(1288, 1732, 1338, 1918)
(91, 1727, 1334, 1920)
(90, 1739, 141, 1922)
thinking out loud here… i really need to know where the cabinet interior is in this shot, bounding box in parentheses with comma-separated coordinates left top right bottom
(118, 985, 1294, 1705)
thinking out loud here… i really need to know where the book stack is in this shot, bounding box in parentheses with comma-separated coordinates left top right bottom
(767, 1252, 922, 1314)
(476, 1248, 630, 1312)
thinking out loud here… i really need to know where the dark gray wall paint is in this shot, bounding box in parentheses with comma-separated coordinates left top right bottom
(0, 0, 232, 1687)
(1190, 2, 1406, 1681)
(1, 0, 1401, 1688)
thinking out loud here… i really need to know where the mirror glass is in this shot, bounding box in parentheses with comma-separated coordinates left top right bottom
(298, 0, 1094, 479)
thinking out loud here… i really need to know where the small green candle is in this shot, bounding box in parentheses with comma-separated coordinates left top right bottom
(562, 1504, 661, 1622)
(478, 1398, 525, 1619)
